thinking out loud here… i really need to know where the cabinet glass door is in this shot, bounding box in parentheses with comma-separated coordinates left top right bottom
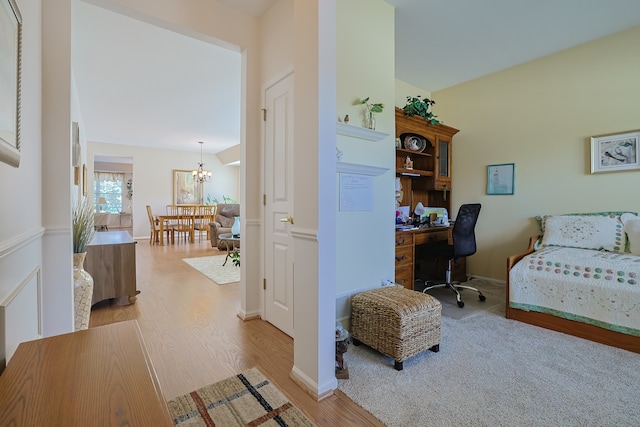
(438, 139, 450, 177)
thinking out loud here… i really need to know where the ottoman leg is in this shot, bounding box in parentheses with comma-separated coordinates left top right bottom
(394, 360, 403, 371)
(430, 344, 440, 353)
(352, 338, 361, 346)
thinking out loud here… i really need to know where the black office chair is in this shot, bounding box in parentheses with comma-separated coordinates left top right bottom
(421, 203, 485, 308)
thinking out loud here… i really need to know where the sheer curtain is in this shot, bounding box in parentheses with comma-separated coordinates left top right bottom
(94, 172, 125, 213)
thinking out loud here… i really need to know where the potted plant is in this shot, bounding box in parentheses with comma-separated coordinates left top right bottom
(72, 197, 97, 330)
(357, 97, 384, 130)
(401, 95, 441, 125)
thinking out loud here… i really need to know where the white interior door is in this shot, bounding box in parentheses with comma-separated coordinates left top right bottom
(264, 73, 294, 337)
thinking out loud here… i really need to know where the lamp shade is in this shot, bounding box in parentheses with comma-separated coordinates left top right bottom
(414, 202, 425, 216)
(98, 197, 107, 205)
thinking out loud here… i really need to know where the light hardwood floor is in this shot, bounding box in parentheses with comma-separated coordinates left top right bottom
(89, 237, 382, 426)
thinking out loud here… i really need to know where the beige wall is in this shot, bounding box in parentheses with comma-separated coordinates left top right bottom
(433, 25, 640, 281)
(335, 0, 396, 297)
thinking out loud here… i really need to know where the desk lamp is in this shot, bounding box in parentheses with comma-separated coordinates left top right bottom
(414, 202, 426, 224)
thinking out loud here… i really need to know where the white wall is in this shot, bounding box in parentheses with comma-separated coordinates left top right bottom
(0, 0, 44, 368)
(88, 142, 239, 239)
(434, 25, 640, 280)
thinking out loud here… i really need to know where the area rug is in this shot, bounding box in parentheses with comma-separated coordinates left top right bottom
(182, 255, 240, 285)
(338, 307, 640, 426)
(167, 368, 315, 426)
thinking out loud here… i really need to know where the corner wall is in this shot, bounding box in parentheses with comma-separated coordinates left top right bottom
(434, 25, 640, 280)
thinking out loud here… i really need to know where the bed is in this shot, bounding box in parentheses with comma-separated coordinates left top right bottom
(506, 212, 640, 354)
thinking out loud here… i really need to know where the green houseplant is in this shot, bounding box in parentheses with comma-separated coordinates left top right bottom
(73, 197, 97, 253)
(357, 97, 384, 130)
(402, 95, 440, 125)
(72, 197, 97, 331)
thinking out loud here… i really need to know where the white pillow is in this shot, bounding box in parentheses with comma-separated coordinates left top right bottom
(621, 213, 640, 256)
(540, 215, 624, 252)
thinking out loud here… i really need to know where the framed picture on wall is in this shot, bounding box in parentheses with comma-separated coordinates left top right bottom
(487, 163, 515, 195)
(173, 170, 203, 205)
(590, 130, 640, 174)
(0, 0, 22, 167)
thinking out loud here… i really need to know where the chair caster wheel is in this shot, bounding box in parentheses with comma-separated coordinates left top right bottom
(479, 295, 486, 302)
(457, 301, 464, 308)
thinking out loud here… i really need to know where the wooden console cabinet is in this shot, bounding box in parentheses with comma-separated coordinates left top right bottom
(86, 230, 138, 305)
(0, 321, 173, 426)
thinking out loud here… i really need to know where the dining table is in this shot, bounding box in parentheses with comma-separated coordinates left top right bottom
(156, 213, 211, 245)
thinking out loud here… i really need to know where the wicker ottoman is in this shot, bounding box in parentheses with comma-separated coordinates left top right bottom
(351, 286, 441, 370)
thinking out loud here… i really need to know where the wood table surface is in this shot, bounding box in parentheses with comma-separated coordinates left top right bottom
(0, 320, 173, 426)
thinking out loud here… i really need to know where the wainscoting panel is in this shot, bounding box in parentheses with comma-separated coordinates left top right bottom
(0, 268, 42, 372)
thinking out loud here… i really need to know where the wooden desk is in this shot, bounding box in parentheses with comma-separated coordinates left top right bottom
(0, 321, 173, 426)
(86, 231, 138, 305)
(395, 226, 466, 290)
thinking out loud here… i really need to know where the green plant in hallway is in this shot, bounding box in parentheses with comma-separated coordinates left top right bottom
(402, 95, 441, 125)
(229, 250, 240, 267)
(72, 197, 97, 254)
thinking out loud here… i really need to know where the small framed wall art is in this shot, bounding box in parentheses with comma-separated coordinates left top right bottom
(590, 130, 640, 174)
(487, 163, 515, 195)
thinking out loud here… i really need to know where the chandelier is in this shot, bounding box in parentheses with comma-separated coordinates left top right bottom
(192, 141, 212, 183)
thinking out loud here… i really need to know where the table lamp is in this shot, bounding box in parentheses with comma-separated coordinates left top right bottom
(98, 197, 107, 212)
(414, 202, 425, 223)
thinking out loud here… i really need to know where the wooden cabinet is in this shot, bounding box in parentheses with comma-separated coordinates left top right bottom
(85, 230, 138, 305)
(395, 232, 414, 289)
(395, 107, 458, 214)
(394, 108, 467, 286)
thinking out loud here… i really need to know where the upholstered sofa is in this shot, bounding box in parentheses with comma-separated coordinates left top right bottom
(209, 203, 240, 249)
(507, 211, 640, 353)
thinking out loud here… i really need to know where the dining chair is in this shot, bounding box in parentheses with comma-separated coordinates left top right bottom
(171, 205, 195, 243)
(195, 205, 215, 242)
(146, 205, 172, 245)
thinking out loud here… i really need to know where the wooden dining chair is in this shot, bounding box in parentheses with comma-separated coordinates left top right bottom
(146, 205, 172, 245)
(195, 205, 215, 242)
(171, 205, 195, 243)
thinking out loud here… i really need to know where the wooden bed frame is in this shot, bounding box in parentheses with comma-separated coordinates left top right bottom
(506, 236, 640, 354)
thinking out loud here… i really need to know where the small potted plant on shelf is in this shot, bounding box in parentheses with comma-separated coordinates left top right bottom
(401, 95, 441, 125)
(357, 97, 384, 130)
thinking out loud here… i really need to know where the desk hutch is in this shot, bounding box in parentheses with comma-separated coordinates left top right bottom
(394, 107, 465, 289)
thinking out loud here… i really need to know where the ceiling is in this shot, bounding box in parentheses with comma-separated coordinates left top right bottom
(72, 0, 640, 157)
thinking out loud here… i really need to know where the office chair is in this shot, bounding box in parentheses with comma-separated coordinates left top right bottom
(421, 203, 485, 308)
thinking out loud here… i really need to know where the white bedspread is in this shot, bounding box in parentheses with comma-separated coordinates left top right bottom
(509, 246, 640, 336)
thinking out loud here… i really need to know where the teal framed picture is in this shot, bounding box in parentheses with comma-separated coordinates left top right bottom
(487, 163, 515, 195)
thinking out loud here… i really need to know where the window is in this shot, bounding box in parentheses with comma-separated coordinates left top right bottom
(94, 172, 124, 213)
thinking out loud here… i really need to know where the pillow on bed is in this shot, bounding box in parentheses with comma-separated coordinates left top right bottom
(540, 215, 624, 252)
(621, 213, 640, 256)
(535, 211, 636, 234)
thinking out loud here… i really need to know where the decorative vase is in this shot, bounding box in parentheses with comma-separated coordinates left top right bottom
(231, 216, 240, 237)
(73, 252, 94, 331)
(366, 112, 376, 130)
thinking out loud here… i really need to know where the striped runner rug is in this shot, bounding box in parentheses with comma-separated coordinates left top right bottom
(167, 368, 315, 426)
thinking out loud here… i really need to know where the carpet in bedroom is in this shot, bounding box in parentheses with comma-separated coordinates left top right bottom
(339, 280, 640, 427)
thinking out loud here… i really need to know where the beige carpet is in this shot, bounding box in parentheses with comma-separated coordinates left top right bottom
(167, 367, 315, 426)
(182, 255, 240, 285)
(339, 280, 640, 426)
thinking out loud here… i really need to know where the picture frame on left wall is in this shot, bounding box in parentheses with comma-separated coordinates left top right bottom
(0, 0, 22, 167)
